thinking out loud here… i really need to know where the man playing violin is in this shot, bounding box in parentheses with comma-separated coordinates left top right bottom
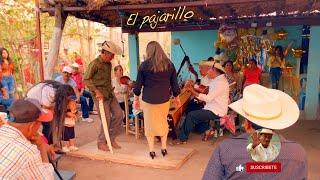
(172, 62, 229, 144)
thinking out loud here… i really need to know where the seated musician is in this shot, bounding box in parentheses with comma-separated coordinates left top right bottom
(184, 60, 213, 134)
(172, 62, 229, 144)
(185, 60, 212, 115)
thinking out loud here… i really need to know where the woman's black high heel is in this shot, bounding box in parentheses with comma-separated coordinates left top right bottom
(149, 152, 156, 159)
(161, 149, 168, 157)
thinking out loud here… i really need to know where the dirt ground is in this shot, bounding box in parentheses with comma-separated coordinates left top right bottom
(58, 113, 320, 180)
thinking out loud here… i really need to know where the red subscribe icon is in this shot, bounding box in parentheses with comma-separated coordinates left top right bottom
(246, 162, 281, 172)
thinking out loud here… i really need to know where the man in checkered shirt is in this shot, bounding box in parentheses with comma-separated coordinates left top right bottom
(0, 98, 54, 179)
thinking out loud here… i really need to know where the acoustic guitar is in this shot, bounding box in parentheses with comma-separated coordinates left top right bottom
(185, 79, 209, 95)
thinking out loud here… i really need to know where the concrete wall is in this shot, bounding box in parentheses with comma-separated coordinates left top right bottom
(171, 30, 218, 76)
(305, 26, 320, 120)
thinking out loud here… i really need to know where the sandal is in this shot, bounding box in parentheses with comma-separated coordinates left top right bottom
(170, 139, 187, 145)
(202, 130, 214, 141)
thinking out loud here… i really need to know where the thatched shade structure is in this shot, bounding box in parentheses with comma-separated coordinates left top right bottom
(40, 0, 320, 32)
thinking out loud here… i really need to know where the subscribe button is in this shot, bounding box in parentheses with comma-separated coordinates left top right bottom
(246, 162, 281, 172)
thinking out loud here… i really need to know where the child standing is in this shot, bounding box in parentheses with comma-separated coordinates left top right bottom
(62, 100, 79, 152)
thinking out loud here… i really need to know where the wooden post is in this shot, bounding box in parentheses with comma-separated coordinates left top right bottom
(128, 33, 140, 80)
(44, 5, 67, 80)
(35, 0, 44, 81)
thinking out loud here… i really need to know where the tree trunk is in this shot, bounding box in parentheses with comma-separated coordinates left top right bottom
(77, 19, 85, 63)
(87, 20, 91, 69)
(44, 5, 67, 80)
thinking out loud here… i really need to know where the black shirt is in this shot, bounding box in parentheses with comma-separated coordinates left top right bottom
(133, 60, 180, 104)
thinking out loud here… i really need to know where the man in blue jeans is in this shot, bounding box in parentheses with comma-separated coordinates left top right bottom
(55, 66, 94, 122)
(0, 81, 13, 111)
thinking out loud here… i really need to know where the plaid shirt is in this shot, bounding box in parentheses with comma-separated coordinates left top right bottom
(0, 124, 54, 180)
(202, 133, 307, 180)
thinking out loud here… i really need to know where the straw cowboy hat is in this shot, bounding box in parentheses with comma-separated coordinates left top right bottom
(260, 128, 273, 135)
(205, 61, 226, 73)
(100, 41, 122, 55)
(229, 84, 299, 130)
(193, 60, 212, 67)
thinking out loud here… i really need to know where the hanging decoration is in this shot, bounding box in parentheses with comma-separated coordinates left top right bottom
(292, 47, 305, 58)
(219, 24, 238, 48)
(276, 28, 288, 40)
(213, 26, 295, 72)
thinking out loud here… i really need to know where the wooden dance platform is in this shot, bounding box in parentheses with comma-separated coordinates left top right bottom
(67, 141, 195, 170)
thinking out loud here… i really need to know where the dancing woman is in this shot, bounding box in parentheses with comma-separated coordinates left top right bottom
(133, 41, 181, 159)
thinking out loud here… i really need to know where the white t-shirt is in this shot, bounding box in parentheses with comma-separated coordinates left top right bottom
(55, 76, 77, 88)
(112, 77, 129, 103)
(26, 83, 56, 108)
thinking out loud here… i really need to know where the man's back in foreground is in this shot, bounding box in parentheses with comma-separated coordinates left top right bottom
(202, 133, 307, 180)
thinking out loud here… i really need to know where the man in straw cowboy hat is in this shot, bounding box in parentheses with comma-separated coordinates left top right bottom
(172, 61, 229, 144)
(185, 60, 213, 114)
(246, 128, 279, 162)
(83, 41, 123, 151)
(184, 59, 214, 134)
(202, 84, 307, 180)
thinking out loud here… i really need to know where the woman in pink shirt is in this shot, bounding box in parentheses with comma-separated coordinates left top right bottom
(242, 59, 263, 92)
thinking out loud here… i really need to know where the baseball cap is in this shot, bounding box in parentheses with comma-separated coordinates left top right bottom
(62, 66, 73, 74)
(71, 63, 79, 68)
(8, 98, 53, 123)
(100, 41, 122, 55)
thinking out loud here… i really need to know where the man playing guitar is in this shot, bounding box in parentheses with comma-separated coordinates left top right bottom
(183, 60, 212, 134)
(172, 62, 229, 144)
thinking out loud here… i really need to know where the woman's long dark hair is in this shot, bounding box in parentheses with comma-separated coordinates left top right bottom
(28, 80, 74, 142)
(0, 48, 13, 65)
(275, 46, 284, 60)
(52, 83, 74, 142)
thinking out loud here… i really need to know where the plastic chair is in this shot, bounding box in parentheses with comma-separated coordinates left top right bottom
(124, 94, 144, 139)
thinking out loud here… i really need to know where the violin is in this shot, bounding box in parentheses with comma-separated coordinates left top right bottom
(120, 76, 136, 88)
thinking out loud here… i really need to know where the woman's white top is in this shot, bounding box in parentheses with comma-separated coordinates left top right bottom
(112, 77, 129, 103)
(26, 83, 56, 107)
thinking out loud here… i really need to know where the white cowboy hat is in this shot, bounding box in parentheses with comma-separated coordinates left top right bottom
(100, 41, 122, 55)
(229, 84, 299, 130)
(205, 61, 226, 73)
(71, 63, 79, 68)
(193, 60, 212, 67)
(62, 66, 73, 74)
(259, 128, 273, 135)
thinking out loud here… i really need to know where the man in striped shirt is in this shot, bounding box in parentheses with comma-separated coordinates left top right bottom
(0, 98, 54, 179)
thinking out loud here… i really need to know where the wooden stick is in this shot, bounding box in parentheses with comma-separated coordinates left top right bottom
(98, 100, 113, 154)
